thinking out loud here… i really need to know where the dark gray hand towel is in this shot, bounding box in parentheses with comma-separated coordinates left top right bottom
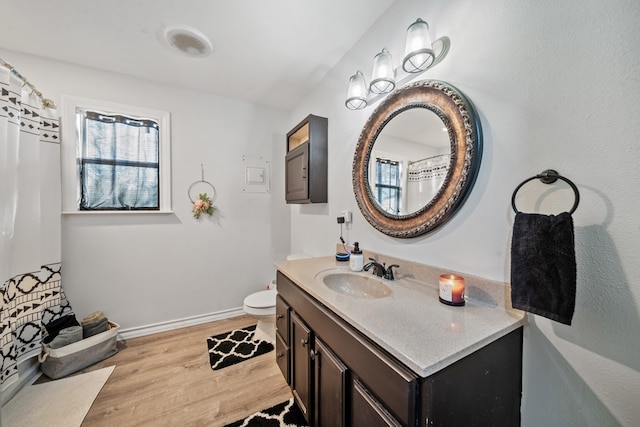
(82, 316, 109, 338)
(43, 314, 80, 344)
(49, 326, 83, 349)
(510, 212, 576, 325)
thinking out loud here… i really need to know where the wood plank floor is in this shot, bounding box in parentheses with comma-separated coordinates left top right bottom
(76, 315, 291, 426)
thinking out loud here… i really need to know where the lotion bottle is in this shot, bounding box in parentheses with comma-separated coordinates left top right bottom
(350, 242, 364, 271)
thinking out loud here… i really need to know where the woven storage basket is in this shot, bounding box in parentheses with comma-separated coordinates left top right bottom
(39, 322, 119, 379)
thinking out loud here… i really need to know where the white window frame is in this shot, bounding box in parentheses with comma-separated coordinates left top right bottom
(61, 95, 172, 214)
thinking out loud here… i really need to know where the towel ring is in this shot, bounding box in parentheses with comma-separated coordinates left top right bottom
(511, 169, 579, 214)
(188, 164, 217, 204)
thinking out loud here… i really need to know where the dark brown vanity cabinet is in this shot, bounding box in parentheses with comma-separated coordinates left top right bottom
(285, 114, 327, 204)
(276, 270, 524, 427)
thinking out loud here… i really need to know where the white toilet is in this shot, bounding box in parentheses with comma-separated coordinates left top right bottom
(243, 288, 277, 343)
(243, 254, 310, 343)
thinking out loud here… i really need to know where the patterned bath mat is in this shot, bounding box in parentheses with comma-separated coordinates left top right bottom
(206, 324, 274, 370)
(224, 398, 308, 427)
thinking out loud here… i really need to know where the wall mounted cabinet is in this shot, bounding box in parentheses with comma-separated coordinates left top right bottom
(285, 114, 327, 204)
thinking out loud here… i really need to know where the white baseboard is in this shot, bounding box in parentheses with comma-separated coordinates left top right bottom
(117, 307, 246, 341)
(1, 356, 41, 406)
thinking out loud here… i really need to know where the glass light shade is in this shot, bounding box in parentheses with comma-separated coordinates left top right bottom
(402, 18, 435, 73)
(369, 48, 396, 94)
(345, 71, 368, 110)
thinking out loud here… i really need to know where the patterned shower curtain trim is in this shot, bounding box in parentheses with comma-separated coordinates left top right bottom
(407, 153, 450, 182)
(406, 154, 450, 213)
(0, 263, 75, 390)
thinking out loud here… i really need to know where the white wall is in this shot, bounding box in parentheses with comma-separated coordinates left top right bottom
(290, 0, 640, 425)
(0, 48, 291, 331)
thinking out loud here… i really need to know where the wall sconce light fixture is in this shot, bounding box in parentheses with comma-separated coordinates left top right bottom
(369, 48, 396, 94)
(345, 18, 449, 110)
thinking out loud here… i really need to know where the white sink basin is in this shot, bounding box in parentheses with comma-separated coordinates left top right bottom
(321, 273, 392, 298)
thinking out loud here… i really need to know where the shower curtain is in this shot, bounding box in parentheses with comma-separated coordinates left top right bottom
(406, 154, 450, 213)
(0, 65, 70, 390)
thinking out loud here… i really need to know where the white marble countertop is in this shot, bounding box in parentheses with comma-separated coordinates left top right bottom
(276, 255, 526, 378)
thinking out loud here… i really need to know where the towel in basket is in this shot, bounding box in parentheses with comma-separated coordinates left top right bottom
(39, 322, 119, 379)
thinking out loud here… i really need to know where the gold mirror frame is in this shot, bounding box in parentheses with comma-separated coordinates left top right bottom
(352, 80, 482, 238)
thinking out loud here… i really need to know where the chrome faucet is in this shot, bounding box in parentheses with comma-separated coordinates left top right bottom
(363, 258, 400, 280)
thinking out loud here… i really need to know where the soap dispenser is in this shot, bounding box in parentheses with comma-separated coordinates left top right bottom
(350, 242, 364, 271)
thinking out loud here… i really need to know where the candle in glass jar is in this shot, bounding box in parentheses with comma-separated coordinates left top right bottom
(439, 274, 465, 306)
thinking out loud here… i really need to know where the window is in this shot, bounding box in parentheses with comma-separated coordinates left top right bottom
(61, 96, 171, 213)
(79, 111, 160, 210)
(374, 157, 401, 215)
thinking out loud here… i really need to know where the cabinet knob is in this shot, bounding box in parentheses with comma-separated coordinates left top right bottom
(276, 314, 284, 320)
(301, 338, 308, 347)
(309, 349, 319, 361)
(277, 352, 284, 358)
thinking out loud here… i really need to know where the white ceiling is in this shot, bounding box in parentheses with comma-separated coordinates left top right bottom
(0, 0, 396, 110)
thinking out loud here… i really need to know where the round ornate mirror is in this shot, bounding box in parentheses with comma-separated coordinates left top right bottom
(352, 80, 482, 238)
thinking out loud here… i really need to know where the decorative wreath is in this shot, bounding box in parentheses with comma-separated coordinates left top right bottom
(188, 165, 217, 220)
(192, 193, 215, 219)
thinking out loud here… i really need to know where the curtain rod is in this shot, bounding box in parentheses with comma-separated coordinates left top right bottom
(408, 152, 449, 165)
(0, 58, 56, 109)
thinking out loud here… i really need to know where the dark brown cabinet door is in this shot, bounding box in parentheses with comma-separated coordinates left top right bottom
(291, 312, 312, 422)
(351, 380, 402, 427)
(313, 338, 348, 427)
(285, 143, 309, 202)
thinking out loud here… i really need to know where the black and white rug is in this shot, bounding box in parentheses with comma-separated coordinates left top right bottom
(206, 325, 274, 370)
(225, 398, 308, 427)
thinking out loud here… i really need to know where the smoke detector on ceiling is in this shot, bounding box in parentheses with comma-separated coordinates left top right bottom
(162, 25, 213, 58)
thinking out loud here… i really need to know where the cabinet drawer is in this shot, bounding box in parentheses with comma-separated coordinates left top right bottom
(275, 294, 290, 345)
(275, 332, 290, 384)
